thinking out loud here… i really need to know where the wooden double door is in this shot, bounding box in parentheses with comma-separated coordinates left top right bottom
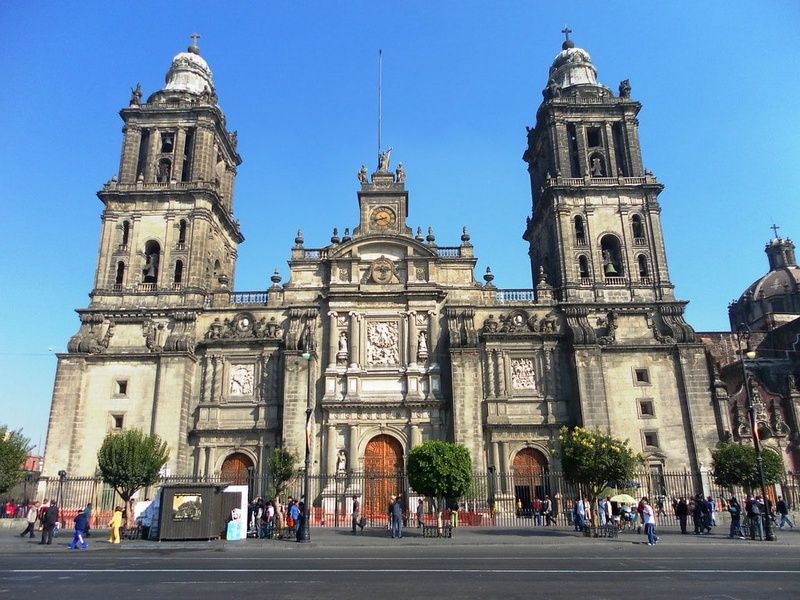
(363, 435, 405, 520)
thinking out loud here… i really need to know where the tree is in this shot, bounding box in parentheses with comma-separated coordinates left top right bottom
(266, 447, 298, 500)
(97, 429, 169, 526)
(558, 426, 643, 525)
(407, 441, 472, 530)
(712, 441, 784, 491)
(0, 426, 33, 495)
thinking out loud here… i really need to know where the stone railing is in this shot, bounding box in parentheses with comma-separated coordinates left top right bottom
(436, 247, 462, 258)
(544, 175, 654, 187)
(102, 180, 221, 193)
(495, 289, 536, 303)
(231, 291, 269, 304)
(603, 277, 628, 286)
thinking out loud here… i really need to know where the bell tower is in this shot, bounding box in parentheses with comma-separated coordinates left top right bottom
(92, 36, 243, 309)
(523, 31, 674, 304)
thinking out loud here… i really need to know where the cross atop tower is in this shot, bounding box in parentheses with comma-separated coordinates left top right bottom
(189, 33, 201, 53)
(771, 223, 781, 239)
(561, 26, 572, 42)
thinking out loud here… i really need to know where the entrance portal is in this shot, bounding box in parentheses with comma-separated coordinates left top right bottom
(220, 452, 254, 485)
(363, 435, 404, 520)
(512, 448, 548, 516)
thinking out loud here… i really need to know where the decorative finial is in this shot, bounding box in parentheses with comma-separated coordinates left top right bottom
(771, 223, 781, 239)
(461, 226, 471, 245)
(483, 266, 495, 287)
(294, 229, 304, 247)
(331, 228, 340, 244)
(342, 228, 352, 242)
(270, 269, 282, 287)
(189, 33, 201, 54)
(561, 26, 574, 50)
(426, 227, 436, 245)
(415, 227, 424, 242)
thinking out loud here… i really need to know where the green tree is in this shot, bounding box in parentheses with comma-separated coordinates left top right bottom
(0, 426, 33, 495)
(97, 429, 169, 526)
(558, 426, 643, 525)
(712, 441, 784, 491)
(266, 447, 298, 500)
(407, 441, 472, 530)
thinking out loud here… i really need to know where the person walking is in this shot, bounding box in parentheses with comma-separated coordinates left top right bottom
(776, 496, 794, 529)
(40, 501, 58, 545)
(676, 497, 688, 534)
(728, 496, 744, 539)
(82, 502, 93, 537)
(642, 497, 658, 546)
(391, 495, 403, 539)
(543, 495, 556, 526)
(20, 501, 39, 538)
(107, 506, 123, 544)
(351, 495, 361, 534)
(416, 499, 424, 528)
(574, 498, 585, 532)
(68, 511, 89, 550)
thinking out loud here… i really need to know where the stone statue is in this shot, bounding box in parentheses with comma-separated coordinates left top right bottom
(143, 252, 159, 282)
(337, 331, 349, 360)
(336, 450, 347, 473)
(545, 78, 561, 99)
(591, 157, 604, 177)
(395, 163, 405, 183)
(130, 83, 142, 106)
(417, 330, 428, 359)
(358, 165, 368, 184)
(619, 79, 631, 99)
(378, 147, 393, 171)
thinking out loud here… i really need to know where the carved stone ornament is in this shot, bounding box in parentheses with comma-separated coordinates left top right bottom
(368, 256, 398, 285)
(68, 314, 115, 354)
(511, 358, 536, 390)
(204, 314, 283, 341)
(366, 321, 400, 366)
(229, 364, 255, 396)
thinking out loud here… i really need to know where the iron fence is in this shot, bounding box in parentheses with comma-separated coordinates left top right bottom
(14, 470, 800, 530)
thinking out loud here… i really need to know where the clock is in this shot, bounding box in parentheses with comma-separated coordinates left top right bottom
(370, 207, 396, 230)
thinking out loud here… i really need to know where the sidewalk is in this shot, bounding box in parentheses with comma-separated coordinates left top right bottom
(3, 522, 798, 553)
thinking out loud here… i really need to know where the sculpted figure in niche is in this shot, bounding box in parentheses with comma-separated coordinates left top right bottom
(417, 330, 428, 360)
(358, 165, 368, 184)
(590, 156, 604, 177)
(336, 450, 347, 473)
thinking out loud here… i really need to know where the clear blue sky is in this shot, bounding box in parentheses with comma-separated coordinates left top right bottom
(1, 1, 797, 451)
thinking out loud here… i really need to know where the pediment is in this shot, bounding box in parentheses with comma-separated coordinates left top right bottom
(328, 236, 436, 261)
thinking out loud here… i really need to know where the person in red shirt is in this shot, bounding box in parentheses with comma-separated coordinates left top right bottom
(5, 501, 16, 519)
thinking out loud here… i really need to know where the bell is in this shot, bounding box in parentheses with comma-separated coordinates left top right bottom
(604, 262, 618, 275)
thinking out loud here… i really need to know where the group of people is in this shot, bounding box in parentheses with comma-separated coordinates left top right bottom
(516, 495, 557, 526)
(247, 496, 305, 540)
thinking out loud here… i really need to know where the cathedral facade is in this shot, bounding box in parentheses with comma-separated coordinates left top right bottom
(43, 36, 728, 490)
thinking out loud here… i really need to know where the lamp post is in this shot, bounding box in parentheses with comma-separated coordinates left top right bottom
(57, 470, 67, 529)
(299, 348, 314, 543)
(735, 323, 775, 541)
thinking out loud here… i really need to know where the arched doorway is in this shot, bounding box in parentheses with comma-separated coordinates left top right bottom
(363, 435, 404, 521)
(512, 448, 548, 517)
(220, 452, 254, 485)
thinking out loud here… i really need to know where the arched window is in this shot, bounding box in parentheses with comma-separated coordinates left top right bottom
(174, 260, 184, 284)
(121, 221, 130, 248)
(600, 234, 624, 278)
(115, 261, 125, 286)
(157, 158, 171, 183)
(178, 220, 188, 244)
(637, 254, 650, 279)
(142, 240, 161, 284)
(631, 214, 645, 240)
(574, 215, 586, 245)
(578, 255, 590, 280)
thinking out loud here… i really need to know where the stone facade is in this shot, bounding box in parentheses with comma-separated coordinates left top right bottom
(43, 36, 730, 487)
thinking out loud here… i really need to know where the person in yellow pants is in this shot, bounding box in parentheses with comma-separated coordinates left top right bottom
(107, 506, 123, 544)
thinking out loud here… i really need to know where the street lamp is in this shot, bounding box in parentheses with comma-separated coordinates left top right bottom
(299, 348, 314, 543)
(735, 323, 775, 541)
(57, 470, 67, 529)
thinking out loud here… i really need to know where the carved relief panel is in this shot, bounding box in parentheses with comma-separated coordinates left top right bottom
(511, 358, 536, 390)
(229, 364, 255, 396)
(366, 320, 400, 366)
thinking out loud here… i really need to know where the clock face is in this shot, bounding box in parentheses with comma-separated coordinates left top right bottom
(370, 207, 396, 230)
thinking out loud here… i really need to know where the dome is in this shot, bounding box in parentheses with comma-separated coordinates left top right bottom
(163, 46, 214, 95)
(547, 45, 599, 89)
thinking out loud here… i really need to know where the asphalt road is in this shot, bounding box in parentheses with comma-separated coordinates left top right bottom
(2, 528, 798, 599)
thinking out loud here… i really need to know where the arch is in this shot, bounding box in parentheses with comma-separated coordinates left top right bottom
(114, 261, 125, 286)
(157, 158, 172, 183)
(363, 434, 405, 520)
(220, 451, 254, 485)
(600, 234, 624, 277)
(631, 214, 645, 239)
(121, 221, 130, 247)
(574, 215, 586, 244)
(142, 240, 161, 284)
(178, 219, 188, 244)
(173, 260, 184, 284)
(578, 255, 590, 279)
(512, 448, 549, 516)
(637, 254, 650, 279)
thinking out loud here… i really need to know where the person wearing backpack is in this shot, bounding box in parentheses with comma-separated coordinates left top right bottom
(728, 496, 744, 539)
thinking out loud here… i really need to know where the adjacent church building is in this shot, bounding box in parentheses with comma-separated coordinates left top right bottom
(43, 34, 798, 505)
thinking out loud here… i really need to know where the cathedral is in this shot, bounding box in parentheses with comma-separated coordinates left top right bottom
(46, 33, 792, 500)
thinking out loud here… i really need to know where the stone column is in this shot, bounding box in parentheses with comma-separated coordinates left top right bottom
(326, 424, 337, 476)
(486, 350, 496, 398)
(410, 423, 421, 448)
(428, 310, 439, 366)
(491, 441, 501, 496)
(499, 442, 509, 493)
(348, 312, 360, 368)
(144, 128, 160, 182)
(348, 424, 359, 472)
(407, 311, 417, 366)
(203, 446, 212, 478)
(201, 355, 213, 403)
(499, 352, 508, 397)
(212, 355, 223, 403)
(173, 128, 186, 182)
(327, 311, 338, 369)
(119, 125, 141, 183)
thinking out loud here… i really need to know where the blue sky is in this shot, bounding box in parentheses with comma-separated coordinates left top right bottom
(0, 1, 798, 452)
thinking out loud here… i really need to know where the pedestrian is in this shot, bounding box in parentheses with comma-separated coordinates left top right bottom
(655, 496, 666, 519)
(745, 494, 763, 540)
(351, 495, 362, 534)
(574, 498, 585, 531)
(642, 497, 658, 546)
(40, 501, 59, 545)
(598, 497, 606, 527)
(532, 497, 542, 526)
(82, 502, 93, 537)
(68, 511, 89, 550)
(543, 495, 556, 526)
(391, 495, 403, 539)
(288, 499, 300, 535)
(776, 496, 794, 529)
(675, 497, 688, 534)
(450, 500, 459, 528)
(728, 496, 744, 539)
(416, 498, 424, 528)
(107, 506, 123, 544)
(706, 496, 716, 530)
(20, 501, 39, 538)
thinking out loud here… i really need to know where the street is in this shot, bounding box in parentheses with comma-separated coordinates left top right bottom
(1, 527, 798, 599)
